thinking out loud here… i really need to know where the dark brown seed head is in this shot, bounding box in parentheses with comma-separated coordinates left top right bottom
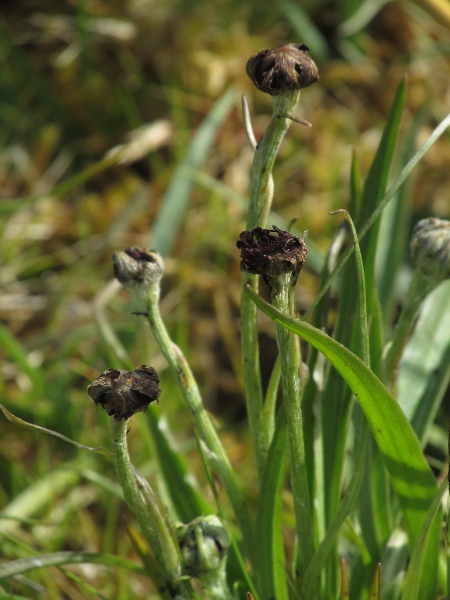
(237, 225, 307, 286)
(87, 365, 161, 421)
(246, 43, 318, 96)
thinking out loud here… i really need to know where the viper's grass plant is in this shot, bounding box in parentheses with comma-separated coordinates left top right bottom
(1, 41, 450, 600)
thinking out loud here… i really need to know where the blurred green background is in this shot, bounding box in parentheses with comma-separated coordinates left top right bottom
(0, 0, 449, 597)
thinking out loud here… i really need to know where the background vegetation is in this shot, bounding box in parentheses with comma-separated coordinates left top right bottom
(1, 0, 449, 598)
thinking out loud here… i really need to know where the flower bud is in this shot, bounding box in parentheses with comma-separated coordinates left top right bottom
(246, 43, 318, 96)
(237, 225, 307, 288)
(410, 217, 450, 285)
(176, 516, 230, 577)
(87, 365, 161, 420)
(113, 247, 164, 291)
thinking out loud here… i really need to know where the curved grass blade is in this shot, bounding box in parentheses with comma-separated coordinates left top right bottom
(0, 323, 45, 395)
(0, 552, 146, 579)
(245, 285, 438, 551)
(0, 469, 79, 536)
(0, 404, 111, 458)
(150, 87, 237, 256)
(401, 477, 446, 600)
(304, 109, 450, 322)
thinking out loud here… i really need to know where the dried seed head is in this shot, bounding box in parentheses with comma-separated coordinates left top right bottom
(113, 247, 164, 291)
(246, 43, 318, 96)
(237, 225, 307, 287)
(87, 365, 161, 421)
(411, 217, 450, 284)
(176, 516, 230, 577)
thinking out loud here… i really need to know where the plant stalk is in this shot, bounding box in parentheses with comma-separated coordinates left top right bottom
(110, 418, 189, 598)
(242, 90, 302, 479)
(142, 282, 255, 566)
(270, 273, 316, 596)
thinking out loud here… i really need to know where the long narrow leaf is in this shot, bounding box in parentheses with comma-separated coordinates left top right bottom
(401, 478, 446, 600)
(398, 281, 450, 444)
(255, 406, 289, 600)
(150, 87, 237, 256)
(0, 404, 111, 458)
(245, 285, 438, 550)
(0, 552, 145, 579)
(147, 410, 213, 522)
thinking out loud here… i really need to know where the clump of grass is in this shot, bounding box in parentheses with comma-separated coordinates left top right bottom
(1, 35, 450, 600)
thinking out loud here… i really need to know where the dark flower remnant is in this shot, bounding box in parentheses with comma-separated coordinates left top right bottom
(87, 365, 161, 421)
(246, 43, 318, 96)
(113, 247, 164, 291)
(237, 226, 307, 289)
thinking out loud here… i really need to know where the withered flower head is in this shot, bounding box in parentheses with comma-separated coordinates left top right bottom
(246, 43, 318, 96)
(113, 247, 164, 291)
(411, 217, 450, 283)
(176, 516, 230, 577)
(87, 365, 161, 421)
(237, 225, 307, 287)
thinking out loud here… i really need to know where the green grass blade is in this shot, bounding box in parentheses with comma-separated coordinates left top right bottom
(263, 356, 281, 445)
(304, 111, 450, 323)
(255, 406, 289, 600)
(280, 0, 329, 60)
(0, 469, 80, 536)
(398, 282, 450, 445)
(357, 78, 406, 307)
(304, 209, 370, 596)
(368, 563, 381, 599)
(0, 323, 45, 395)
(0, 404, 111, 458)
(401, 478, 445, 600)
(146, 409, 214, 522)
(0, 552, 146, 579)
(245, 285, 438, 551)
(150, 87, 237, 256)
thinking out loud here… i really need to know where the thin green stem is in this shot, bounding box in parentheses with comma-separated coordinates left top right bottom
(242, 90, 301, 479)
(142, 283, 255, 566)
(271, 273, 315, 596)
(384, 270, 432, 390)
(110, 418, 189, 599)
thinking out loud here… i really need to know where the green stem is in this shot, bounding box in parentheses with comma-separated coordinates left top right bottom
(110, 418, 189, 598)
(384, 270, 432, 390)
(143, 283, 255, 566)
(271, 273, 315, 596)
(242, 90, 301, 479)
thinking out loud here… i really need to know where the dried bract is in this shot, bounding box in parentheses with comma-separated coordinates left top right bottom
(87, 365, 161, 421)
(237, 226, 307, 287)
(113, 247, 164, 291)
(246, 43, 318, 96)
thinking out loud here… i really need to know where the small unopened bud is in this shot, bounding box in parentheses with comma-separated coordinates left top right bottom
(237, 225, 307, 288)
(113, 247, 164, 291)
(176, 516, 230, 577)
(246, 43, 318, 96)
(87, 365, 161, 421)
(411, 218, 450, 286)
